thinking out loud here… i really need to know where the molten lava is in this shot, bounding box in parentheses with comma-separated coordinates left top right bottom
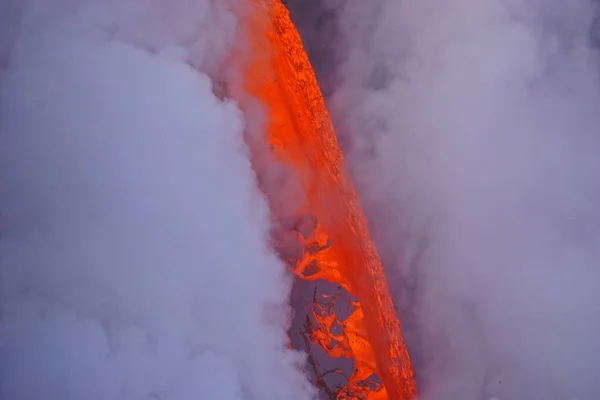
(226, 1, 418, 399)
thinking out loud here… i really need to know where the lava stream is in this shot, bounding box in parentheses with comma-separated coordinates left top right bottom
(224, 1, 418, 399)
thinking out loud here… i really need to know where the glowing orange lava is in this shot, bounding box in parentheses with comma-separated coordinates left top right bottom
(226, 1, 418, 399)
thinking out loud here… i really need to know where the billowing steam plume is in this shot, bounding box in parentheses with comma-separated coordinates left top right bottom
(0, 1, 315, 399)
(286, 0, 600, 399)
(4, 0, 600, 399)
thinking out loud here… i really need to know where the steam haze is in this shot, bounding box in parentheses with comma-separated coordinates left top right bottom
(288, 0, 600, 398)
(0, 1, 315, 399)
(4, 0, 600, 399)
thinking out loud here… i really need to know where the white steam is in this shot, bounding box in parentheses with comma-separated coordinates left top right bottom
(0, 2, 314, 400)
(328, 0, 600, 399)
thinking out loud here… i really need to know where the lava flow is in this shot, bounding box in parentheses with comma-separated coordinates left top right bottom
(224, 1, 418, 399)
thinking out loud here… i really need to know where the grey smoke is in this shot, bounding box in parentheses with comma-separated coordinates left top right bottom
(0, 1, 315, 399)
(286, 0, 600, 399)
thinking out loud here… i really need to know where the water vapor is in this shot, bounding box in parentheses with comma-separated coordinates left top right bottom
(0, 2, 315, 399)
(287, 0, 600, 398)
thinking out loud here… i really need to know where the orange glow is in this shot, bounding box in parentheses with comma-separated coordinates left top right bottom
(227, 1, 418, 399)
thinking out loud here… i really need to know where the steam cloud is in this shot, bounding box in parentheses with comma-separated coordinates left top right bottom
(0, 1, 315, 399)
(5, 0, 600, 399)
(288, 0, 600, 398)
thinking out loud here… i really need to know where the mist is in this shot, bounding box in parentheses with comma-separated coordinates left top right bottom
(286, 0, 600, 398)
(4, 0, 600, 399)
(0, 1, 315, 399)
